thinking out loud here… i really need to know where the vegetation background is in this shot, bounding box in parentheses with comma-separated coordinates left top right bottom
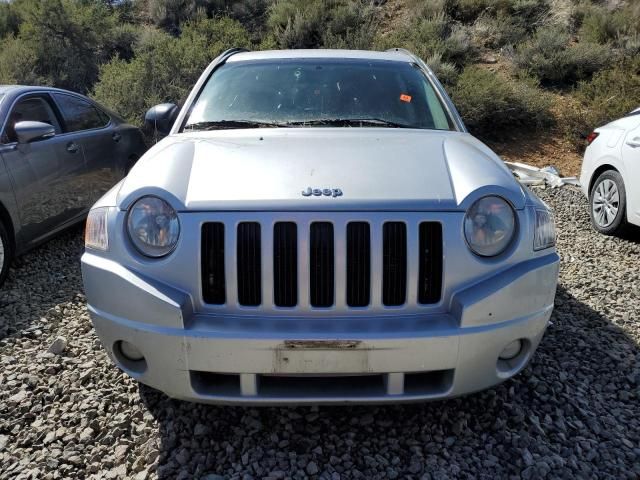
(0, 0, 639, 174)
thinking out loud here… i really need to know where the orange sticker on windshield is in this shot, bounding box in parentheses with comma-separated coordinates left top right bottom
(400, 94, 412, 102)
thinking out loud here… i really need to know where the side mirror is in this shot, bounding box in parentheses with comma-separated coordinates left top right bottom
(144, 103, 178, 139)
(14, 121, 55, 143)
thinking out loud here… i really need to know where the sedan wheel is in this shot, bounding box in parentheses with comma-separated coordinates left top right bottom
(589, 170, 627, 235)
(592, 179, 619, 227)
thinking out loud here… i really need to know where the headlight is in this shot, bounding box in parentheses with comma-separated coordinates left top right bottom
(464, 196, 516, 257)
(127, 196, 180, 257)
(85, 207, 109, 251)
(534, 209, 555, 250)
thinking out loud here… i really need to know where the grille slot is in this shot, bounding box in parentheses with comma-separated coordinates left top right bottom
(346, 222, 371, 307)
(382, 222, 407, 306)
(237, 222, 261, 306)
(201, 222, 225, 304)
(310, 222, 334, 307)
(273, 222, 298, 307)
(418, 222, 443, 304)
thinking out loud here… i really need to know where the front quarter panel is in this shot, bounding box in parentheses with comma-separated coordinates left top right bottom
(444, 135, 526, 209)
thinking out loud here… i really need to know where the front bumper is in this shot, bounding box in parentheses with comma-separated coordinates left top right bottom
(82, 252, 559, 405)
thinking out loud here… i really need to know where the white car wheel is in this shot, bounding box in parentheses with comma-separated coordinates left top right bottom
(589, 170, 628, 235)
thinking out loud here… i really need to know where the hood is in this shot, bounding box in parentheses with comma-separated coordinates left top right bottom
(117, 129, 525, 211)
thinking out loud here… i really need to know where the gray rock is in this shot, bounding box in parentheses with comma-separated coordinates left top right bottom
(306, 461, 319, 475)
(48, 337, 67, 355)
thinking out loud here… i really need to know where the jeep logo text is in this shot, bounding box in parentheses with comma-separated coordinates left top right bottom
(301, 187, 343, 198)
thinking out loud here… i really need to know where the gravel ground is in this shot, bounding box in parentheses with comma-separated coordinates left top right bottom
(1, 186, 639, 480)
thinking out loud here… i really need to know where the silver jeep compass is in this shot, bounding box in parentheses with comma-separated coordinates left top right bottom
(81, 49, 559, 404)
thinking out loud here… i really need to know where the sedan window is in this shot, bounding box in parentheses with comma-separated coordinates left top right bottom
(2, 96, 62, 143)
(53, 94, 110, 132)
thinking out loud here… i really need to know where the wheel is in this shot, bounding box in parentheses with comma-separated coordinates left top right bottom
(589, 170, 628, 235)
(0, 220, 13, 287)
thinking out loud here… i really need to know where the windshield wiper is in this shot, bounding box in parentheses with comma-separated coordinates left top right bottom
(283, 118, 415, 128)
(184, 120, 287, 131)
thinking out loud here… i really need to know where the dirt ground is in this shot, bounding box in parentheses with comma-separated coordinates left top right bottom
(487, 129, 584, 178)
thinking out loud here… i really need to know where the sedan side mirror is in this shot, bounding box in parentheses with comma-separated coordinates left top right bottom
(14, 121, 55, 143)
(145, 103, 178, 139)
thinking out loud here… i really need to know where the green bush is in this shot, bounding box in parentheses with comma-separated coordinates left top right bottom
(425, 52, 459, 86)
(265, 0, 377, 50)
(0, 35, 39, 85)
(445, 0, 506, 23)
(92, 17, 251, 126)
(376, 12, 476, 68)
(0, 1, 22, 39)
(564, 59, 640, 148)
(0, 0, 122, 93)
(445, 0, 548, 27)
(404, 0, 448, 18)
(450, 66, 552, 137)
(470, 12, 526, 48)
(513, 25, 611, 86)
(146, 0, 199, 32)
(144, 0, 271, 35)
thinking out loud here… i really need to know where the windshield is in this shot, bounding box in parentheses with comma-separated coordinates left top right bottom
(183, 59, 455, 131)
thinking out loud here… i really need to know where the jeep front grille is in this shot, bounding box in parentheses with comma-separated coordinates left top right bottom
(201, 219, 443, 309)
(309, 222, 335, 307)
(236, 222, 261, 306)
(201, 222, 226, 304)
(418, 222, 443, 304)
(273, 222, 298, 307)
(346, 222, 371, 307)
(382, 222, 407, 306)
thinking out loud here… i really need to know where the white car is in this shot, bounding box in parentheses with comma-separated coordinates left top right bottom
(580, 108, 640, 235)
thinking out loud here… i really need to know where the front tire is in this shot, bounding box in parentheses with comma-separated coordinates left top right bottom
(0, 220, 12, 287)
(589, 170, 628, 235)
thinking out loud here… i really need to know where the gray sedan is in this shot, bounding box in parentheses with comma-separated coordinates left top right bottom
(0, 86, 146, 286)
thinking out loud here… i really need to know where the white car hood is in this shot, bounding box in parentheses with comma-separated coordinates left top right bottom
(118, 129, 525, 211)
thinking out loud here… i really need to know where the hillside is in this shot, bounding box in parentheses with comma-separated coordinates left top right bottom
(1, 0, 639, 175)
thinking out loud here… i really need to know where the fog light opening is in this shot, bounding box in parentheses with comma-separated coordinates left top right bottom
(499, 339, 523, 360)
(113, 340, 147, 375)
(119, 340, 144, 361)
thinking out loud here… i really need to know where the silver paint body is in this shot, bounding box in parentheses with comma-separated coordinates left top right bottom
(579, 111, 640, 227)
(0, 86, 146, 255)
(81, 50, 559, 404)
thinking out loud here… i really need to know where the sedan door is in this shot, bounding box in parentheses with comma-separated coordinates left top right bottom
(621, 123, 640, 225)
(0, 93, 87, 245)
(51, 93, 121, 206)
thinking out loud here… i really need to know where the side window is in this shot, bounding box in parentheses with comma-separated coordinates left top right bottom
(2, 96, 62, 144)
(53, 94, 109, 132)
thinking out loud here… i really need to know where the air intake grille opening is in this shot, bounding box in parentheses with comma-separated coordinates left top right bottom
(273, 222, 297, 307)
(382, 222, 407, 306)
(346, 222, 371, 307)
(310, 222, 334, 307)
(201, 222, 225, 304)
(418, 222, 443, 304)
(237, 222, 261, 306)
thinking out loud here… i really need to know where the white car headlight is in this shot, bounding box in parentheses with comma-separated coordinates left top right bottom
(127, 196, 180, 257)
(85, 207, 109, 251)
(534, 208, 556, 251)
(464, 196, 516, 257)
